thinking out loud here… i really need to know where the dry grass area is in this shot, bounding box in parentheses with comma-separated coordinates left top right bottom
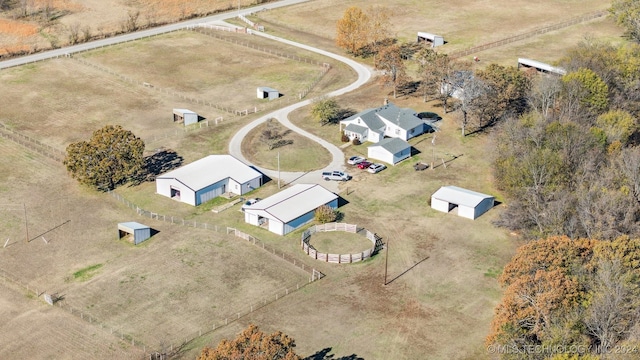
(308, 231, 374, 254)
(0, 0, 628, 359)
(242, 119, 331, 171)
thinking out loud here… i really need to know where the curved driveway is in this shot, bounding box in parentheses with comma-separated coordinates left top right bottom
(228, 30, 372, 191)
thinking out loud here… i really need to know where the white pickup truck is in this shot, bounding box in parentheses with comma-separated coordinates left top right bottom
(322, 170, 351, 181)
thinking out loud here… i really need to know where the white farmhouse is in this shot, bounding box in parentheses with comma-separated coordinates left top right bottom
(155, 155, 262, 206)
(339, 102, 428, 143)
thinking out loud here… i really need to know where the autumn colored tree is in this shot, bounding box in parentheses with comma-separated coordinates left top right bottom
(561, 68, 609, 121)
(365, 5, 392, 66)
(64, 125, 145, 191)
(315, 204, 337, 223)
(198, 324, 301, 360)
(377, 44, 408, 99)
(336, 6, 369, 54)
(610, 0, 640, 42)
(595, 109, 637, 145)
(475, 64, 531, 128)
(311, 97, 340, 125)
(415, 47, 451, 103)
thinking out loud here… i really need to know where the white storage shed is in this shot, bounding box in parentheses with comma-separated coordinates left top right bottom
(431, 186, 495, 220)
(118, 222, 151, 245)
(368, 138, 411, 165)
(243, 184, 338, 236)
(417, 32, 444, 47)
(173, 109, 199, 125)
(257, 87, 279, 100)
(156, 155, 262, 206)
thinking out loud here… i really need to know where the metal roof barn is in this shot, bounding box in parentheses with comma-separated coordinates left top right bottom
(118, 222, 151, 245)
(417, 32, 444, 47)
(156, 155, 262, 206)
(517, 58, 566, 75)
(431, 186, 495, 220)
(173, 108, 199, 126)
(257, 87, 280, 100)
(243, 184, 338, 235)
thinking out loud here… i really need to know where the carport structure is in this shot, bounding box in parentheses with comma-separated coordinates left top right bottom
(431, 186, 495, 220)
(117, 222, 152, 245)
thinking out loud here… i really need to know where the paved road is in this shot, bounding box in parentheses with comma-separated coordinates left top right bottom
(226, 29, 372, 192)
(0, 0, 312, 70)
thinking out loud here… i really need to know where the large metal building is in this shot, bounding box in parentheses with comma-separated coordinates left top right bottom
(431, 186, 495, 220)
(243, 184, 338, 235)
(156, 155, 262, 206)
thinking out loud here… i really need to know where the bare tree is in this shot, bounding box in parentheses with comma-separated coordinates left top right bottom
(528, 75, 561, 119)
(458, 74, 486, 136)
(68, 22, 80, 45)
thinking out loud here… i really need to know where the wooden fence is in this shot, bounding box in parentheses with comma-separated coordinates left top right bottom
(449, 10, 607, 59)
(301, 223, 384, 264)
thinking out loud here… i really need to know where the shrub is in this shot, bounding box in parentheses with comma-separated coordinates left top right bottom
(315, 205, 337, 224)
(341, 134, 350, 142)
(352, 138, 361, 145)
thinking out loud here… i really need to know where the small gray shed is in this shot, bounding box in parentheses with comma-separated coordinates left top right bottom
(257, 87, 279, 100)
(118, 222, 151, 245)
(173, 109, 198, 126)
(417, 32, 444, 47)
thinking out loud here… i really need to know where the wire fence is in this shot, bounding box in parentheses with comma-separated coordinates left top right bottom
(106, 190, 325, 357)
(0, 122, 65, 162)
(448, 10, 607, 59)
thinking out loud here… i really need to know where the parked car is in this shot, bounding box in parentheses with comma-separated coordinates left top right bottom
(241, 198, 261, 211)
(367, 163, 387, 174)
(347, 156, 366, 165)
(357, 161, 372, 169)
(322, 170, 351, 181)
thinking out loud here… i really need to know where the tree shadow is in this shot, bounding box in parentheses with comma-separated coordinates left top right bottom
(305, 347, 365, 360)
(134, 148, 183, 184)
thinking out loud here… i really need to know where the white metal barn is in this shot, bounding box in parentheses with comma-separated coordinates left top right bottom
(118, 222, 151, 245)
(417, 32, 444, 47)
(156, 155, 262, 206)
(173, 108, 199, 125)
(368, 138, 411, 165)
(257, 86, 279, 100)
(243, 184, 338, 236)
(517, 58, 566, 75)
(431, 186, 495, 220)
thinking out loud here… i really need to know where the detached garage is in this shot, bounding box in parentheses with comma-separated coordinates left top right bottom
(156, 155, 262, 206)
(368, 138, 411, 165)
(431, 186, 495, 220)
(244, 184, 338, 235)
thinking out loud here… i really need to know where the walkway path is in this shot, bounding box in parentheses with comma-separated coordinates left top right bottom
(225, 28, 372, 192)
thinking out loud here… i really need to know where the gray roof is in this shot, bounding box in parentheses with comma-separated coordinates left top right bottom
(431, 186, 494, 207)
(376, 103, 424, 130)
(341, 108, 385, 130)
(344, 123, 368, 136)
(257, 86, 279, 92)
(369, 137, 410, 154)
(118, 222, 149, 232)
(341, 102, 423, 131)
(244, 184, 337, 223)
(156, 155, 261, 191)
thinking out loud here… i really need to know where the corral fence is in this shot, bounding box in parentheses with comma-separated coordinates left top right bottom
(301, 223, 384, 264)
(449, 10, 607, 59)
(0, 122, 65, 162)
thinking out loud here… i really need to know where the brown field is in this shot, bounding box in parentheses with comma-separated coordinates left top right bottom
(0, 0, 628, 359)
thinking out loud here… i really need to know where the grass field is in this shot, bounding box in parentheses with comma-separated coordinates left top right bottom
(0, 0, 627, 359)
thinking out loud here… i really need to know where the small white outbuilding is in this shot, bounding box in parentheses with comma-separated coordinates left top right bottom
(118, 222, 152, 245)
(431, 186, 495, 220)
(368, 138, 411, 165)
(257, 87, 279, 100)
(173, 109, 199, 125)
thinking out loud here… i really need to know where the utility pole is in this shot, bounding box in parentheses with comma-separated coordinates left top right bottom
(23, 203, 29, 243)
(431, 134, 436, 170)
(384, 238, 389, 285)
